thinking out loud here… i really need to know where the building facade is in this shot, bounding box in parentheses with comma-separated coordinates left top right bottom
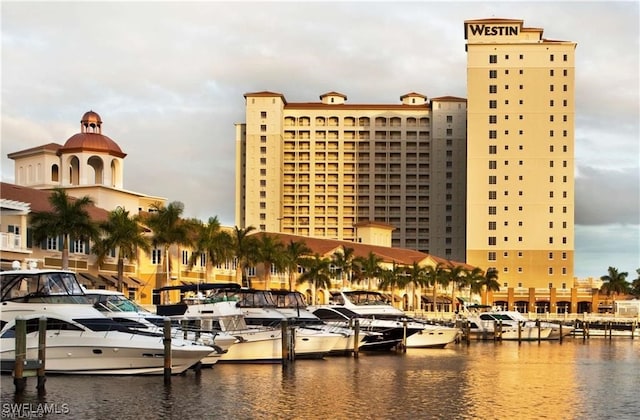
(464, 18, 577, 311)
(235, 91, 467, 261)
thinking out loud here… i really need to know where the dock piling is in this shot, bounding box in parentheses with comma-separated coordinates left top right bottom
(163, 318, 172, 384)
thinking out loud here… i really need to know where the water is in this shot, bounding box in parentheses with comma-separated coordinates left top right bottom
(1, 339, 638, 419)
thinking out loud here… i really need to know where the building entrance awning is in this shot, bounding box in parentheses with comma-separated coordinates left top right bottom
(79, 272, 110, 288)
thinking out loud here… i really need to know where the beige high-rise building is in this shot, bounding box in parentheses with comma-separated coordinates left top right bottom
(236, 91, 467, 260)
(464, 18, 576, 290)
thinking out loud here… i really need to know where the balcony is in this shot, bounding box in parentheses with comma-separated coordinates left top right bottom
(1, 233, 30, 254)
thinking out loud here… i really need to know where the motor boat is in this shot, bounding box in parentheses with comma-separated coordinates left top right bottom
(460, 311, 553, 341)
(154, 283, 302, 363)
(310, 305, 408, 351)
(269, 290, 369, 355)
(0, 269, 213, 375)
(84, 289, 237, 366)
(486, 310, 574, 339)
(313, 290, 460, 349)
(154, 284, 341, 360)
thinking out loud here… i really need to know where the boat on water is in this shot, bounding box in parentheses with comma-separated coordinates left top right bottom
(484, 310, 574, 339)
(200, 286, 342, 359)
(461, 310, 553, 341)
(269, 289, 370, 355)
(84, 289, 237, 366)
(312, 290, 461, 349)
(154, 283, 329, 363)
(0, 269, 213, 375)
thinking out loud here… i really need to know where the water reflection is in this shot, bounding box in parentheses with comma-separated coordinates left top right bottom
(1, 340, 638, 419)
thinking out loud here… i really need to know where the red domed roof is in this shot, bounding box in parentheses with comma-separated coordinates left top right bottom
(59, 133, 126, 158)
(58, 111, 127, 158)
(82, 110, 102, 125)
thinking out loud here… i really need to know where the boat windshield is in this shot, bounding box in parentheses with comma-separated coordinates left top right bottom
(344, 291, 389, 306)
(87, 293, 148, 313)
(272, 291, 307, 308)
(1, 271, 89, 303)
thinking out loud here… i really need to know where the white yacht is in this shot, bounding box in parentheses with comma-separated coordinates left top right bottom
(461, 310, 553, 341)
(155, 284, 341, 360)
(313, 290, 460, 349)
(486, 310, 573, 339)
(0, 269, 214, 375)
(84, 289, 237, 365)
(269, 290, 368, 355)
(155, 284, 307, 363)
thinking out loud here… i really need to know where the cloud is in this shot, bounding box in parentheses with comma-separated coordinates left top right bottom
(575, 165, 640, 225)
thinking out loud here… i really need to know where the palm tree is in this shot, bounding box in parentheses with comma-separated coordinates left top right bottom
(188, 216, 232, 283)
(230, 226, 257, 288)
(600, 266, 630, 309)
(631, 269, 640, 299)
(378, 262, 410, 309)
(282, 240, 311, 291)
(406, 262, 428, 311)
(143, 201, 192, 287)
(254, 234, 285, 290)
(446, 263, 467, 312)
(331, 247, 355, 289)
(425, 262, 447, 312)
(353, 251, 383, 290)
(465, 266, 486, 305)
(297, 253, 333, 305)
(30, 188, 100, 270)
(476, 268, 500, 306)
(94, 207, 151, 292)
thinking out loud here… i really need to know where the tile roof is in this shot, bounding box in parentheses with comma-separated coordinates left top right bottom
(254, 231, 474, 269)
(0, 182, 110, 221)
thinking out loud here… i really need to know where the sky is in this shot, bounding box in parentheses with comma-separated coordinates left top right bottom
(1, 1, 638, 279)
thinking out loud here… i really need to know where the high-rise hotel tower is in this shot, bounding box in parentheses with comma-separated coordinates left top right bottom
(235, 92, 467, 260)
(464, 19, 576, 288)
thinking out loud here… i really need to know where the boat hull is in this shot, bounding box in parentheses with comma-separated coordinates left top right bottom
(0, 333, 213, 375)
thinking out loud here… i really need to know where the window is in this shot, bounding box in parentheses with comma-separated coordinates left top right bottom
(519, 54, 523, 59)
(446, 115, 453, 123)
(489, 85, 497, 94)
(563, 69, 568, 76)
(260, 135, 267, 143)
(550, 100, 554, 106)
(489, 191, 497, 200)
(489, 130, 497, 139)
(488, 237, 496, 246)
(489, 161, 497, 169)
(71, 239, 85, 254)
(489, 176, 497, 184)
(550, 69, 554, 76)
(46, 237, 59, 251)
(489, 70, 497, 78)
(489, 55, 497, 63)
(152, 249, 162, 265)
(488, 252, 496, 261)
(550, 85, 554, 92)
(260, 125, 267, 132)
(488, 206, 497, 215)
(446, 128, 453, 136)
(548, 267, 553, 275)
(550, 54, 554, 62)
(260, 111, 267, 118)
(488, 221, 497, 230)
(489, 115, 497, 124)
(549, 206, 554, 213)
(563, 54, 568, 61)
(549, 237, 554, 244)
(489, 145, 497, 154)
(182, 250, 189, 265)
(505, 54, 509, 59)
(489, 100, 497, 109)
